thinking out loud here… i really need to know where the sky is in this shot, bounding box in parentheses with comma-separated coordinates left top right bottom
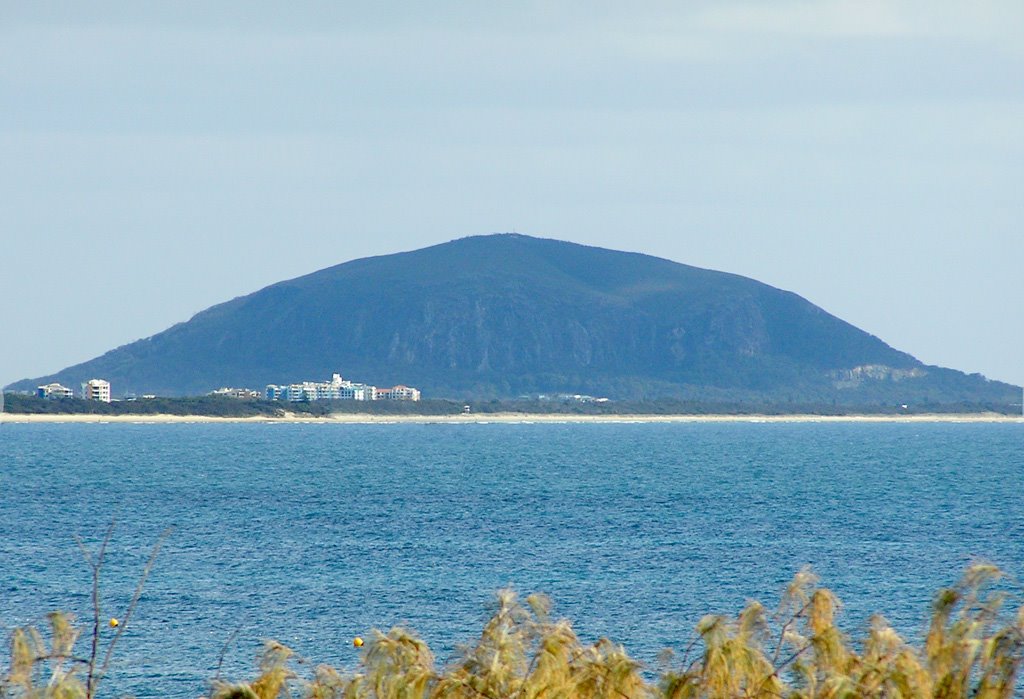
(2, 1, 1022, 389)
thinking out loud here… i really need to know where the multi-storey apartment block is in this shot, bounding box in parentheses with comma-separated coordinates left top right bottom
(81, 379, 111, 402)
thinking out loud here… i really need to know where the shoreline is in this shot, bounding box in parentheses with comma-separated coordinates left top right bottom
(1, 412, 1020, 424)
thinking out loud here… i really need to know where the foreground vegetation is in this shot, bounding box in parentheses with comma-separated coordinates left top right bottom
(4, 565, 1022, 698)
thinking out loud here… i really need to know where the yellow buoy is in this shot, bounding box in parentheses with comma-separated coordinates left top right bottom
(353, 637, 364, 648)
(109, 618, 119, 628)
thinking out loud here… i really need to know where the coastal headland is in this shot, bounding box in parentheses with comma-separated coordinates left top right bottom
(10, 235, 1021, 408)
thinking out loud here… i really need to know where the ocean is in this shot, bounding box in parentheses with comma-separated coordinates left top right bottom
(1, 421, 1021, 697)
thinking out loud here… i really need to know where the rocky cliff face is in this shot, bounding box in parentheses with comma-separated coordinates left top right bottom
(831, 365, 928, 389)
(7, 234, 1018, 404)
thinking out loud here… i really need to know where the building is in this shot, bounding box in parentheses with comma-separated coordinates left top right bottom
(377, 385, 421, 401)
(209, 387, 262, 400)
(287, 382, 326, 402)
(37, 383, 75, 399)
(339, 383, 374, 401)
(81, 379, 111, 402)
(265, 373, 420, 402)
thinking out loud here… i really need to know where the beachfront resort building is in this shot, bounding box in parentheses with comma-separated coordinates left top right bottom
(209, 387, 262, 400)
(81, 379, 111, 402)
(265, 373, 420, 402)
(377, 385, 422, 401)
(37, 382, 75, 399)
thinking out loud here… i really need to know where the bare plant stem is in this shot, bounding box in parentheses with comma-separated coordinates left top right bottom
(76, 520, 115, 699)
(94, 527, 173, 691)
(74, 523, 171, 699)
(215, 628, 242, 681)
(771, 600, 811, 668)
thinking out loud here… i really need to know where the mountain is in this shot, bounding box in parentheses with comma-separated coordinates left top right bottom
(7, 234, 1018, 405)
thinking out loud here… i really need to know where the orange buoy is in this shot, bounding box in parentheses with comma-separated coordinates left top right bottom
(353, 637, 364, 648)
(109, 618, 119, 628)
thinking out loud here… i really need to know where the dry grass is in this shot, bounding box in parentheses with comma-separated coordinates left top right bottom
(4, 565, 1022, 698)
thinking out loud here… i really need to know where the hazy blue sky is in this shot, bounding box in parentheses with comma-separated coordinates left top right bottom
(3, 2, 1022, 388)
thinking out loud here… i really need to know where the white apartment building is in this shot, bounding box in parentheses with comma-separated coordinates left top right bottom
(81, 379, 111, 402)
(339, 384, 373, 401)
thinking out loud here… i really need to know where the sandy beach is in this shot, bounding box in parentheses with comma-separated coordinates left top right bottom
(1, 411, 1020, 424)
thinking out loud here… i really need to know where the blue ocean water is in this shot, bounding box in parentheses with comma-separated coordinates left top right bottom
(0, 421, 1021, 697)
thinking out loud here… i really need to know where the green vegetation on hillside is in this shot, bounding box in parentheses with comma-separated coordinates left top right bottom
(3, 566, 1021, 698)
